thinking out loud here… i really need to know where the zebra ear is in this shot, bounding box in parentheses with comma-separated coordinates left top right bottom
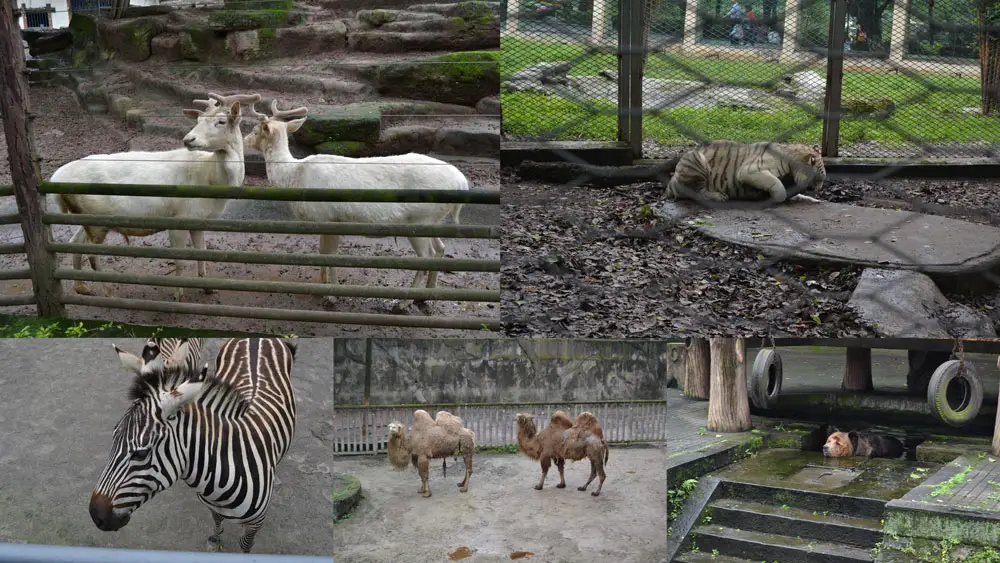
(114, 344, 143, 375)
(163, 339, 193, 370)
(159, 379, 207, 420)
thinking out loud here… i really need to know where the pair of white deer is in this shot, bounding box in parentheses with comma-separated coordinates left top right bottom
(50, 92, 468, 312)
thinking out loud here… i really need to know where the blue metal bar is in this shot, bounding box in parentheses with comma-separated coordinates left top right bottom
(0, 543, 331, 563)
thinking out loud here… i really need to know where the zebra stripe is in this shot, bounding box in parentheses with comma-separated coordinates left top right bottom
(139, 337, 205, 375)
(90, 337, 298, 553)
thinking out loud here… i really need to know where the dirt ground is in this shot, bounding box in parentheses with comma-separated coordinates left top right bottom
(0, 85, 499, 337)
(333, 446, 667, 563)
(501, 171, 1000, 338)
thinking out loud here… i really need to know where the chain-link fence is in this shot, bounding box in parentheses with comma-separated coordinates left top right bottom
(501, 0, 1000, 159)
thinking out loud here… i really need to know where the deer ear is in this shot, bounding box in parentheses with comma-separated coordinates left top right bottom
(229, 101, 241, 119)
(114, 344, 143, 375)
(286, 117, 307, 133)
(183, 109, 201, 120)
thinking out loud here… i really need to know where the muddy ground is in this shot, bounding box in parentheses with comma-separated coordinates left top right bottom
(0, 84, 499, 337)
(501, 172, 1000, 338)
(333, 446, 667, 563)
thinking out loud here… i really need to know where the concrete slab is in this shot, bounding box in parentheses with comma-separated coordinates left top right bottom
(0, 338, 333, 555)
(657, 200, 1000, 282)
(333, 448, 667, 563)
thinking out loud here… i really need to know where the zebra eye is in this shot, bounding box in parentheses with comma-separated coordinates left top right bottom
(130, 449, 149, 461)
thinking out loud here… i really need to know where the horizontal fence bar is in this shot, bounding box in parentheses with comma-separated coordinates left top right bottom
(0, 243, 25, 255)
(56, 270, 500, 302)
(0, 269, 32, 281)
(49, 243, 500, 272)
(44, 214, 498, 239)
(0, 214, 20, 225)
(334, 402, 669, 455)
(62, 294, 500, 330)
(40, 182, 501, 204)
(336, 400, 668, 409)
(0, 542, 330, 563)
(0, 294, 36, 306)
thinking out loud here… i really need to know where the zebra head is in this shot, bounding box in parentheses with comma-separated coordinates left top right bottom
(90, 339, 211, 532)
(113, 337, 202, 376)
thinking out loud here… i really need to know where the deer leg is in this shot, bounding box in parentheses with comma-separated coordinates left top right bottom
(320, 235, 341, 306)
(555, 458, 567, 488)
(535, 456, 551, 490)
(457, 447, 472, 492)
(205, 510, 225, 552)
(69, 226, 107, 296)
(417, 454, 431, 498)
(167, 229, 189, 301)
(390, 237, 432, 313)
(189, 230, 214, 294)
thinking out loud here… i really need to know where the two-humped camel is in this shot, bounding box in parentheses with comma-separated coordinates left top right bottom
(387, 409, 475, 498)
(516, 411, 609, 496)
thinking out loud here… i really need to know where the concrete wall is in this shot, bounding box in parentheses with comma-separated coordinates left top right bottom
(334, 338, 679, 405)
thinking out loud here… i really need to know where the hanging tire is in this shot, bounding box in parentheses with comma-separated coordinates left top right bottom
(927, 360, 984, 427)
(749, 349, 783, 409)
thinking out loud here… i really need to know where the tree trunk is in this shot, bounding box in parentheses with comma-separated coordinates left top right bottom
(993, 356, 1000, 456)
(112, 0, 130, 19)
(843, 347, 873, 392)
(707, 337, 753, 433)
(978, 0, 1000, 115)
(854, 0, 888, 50)
(684, 337, 711, 400)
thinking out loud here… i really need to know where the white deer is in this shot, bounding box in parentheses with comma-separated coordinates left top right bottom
(48, 92, 261, 300)
(244, 100, 468, 312)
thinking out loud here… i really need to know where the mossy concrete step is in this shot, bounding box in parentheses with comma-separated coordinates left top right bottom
(210, 66, 371, 97)
(333, 473, 362, 521)
(717, 481, 887, 520)
(674, 552, 755, 563)
(708, 498, 883, 548)
(690, 525, 874, 563)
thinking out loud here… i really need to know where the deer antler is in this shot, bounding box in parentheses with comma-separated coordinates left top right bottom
(208, 92, 263, 106)
(269, 100, 309, 120)
(246, 102, 268, 121)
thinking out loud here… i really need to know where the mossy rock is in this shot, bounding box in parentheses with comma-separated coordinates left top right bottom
(369, 51, 499, 107)
(208, 9, 298, 31)
(333, 474, 362, 521)
(453, 0, 497, 20)
(68, 12, 98, 47)
(842, 96, 895, 115)
(294, 106, 382, 146)
(98, 17, 166, 62)
(224, 0, 293, 8)
(180, 27, 216, 61)
(358, 8, 396, 27)
(315, 141, 370, 156)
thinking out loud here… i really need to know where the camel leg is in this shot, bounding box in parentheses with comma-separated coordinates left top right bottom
(442, 457, 447, 477)
(586, 455, 607, 497)
(579, 457, 598, 492)
(535, 456, 551, 490)
(457, 448, 472, 493)
(189, 230, 214, 294)
(417, 454, 431, 498)
(555, 458, 567, 489)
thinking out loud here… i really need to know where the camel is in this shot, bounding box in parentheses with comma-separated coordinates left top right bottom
(515, 411, 609, 497)
(387, 409, 475, 498)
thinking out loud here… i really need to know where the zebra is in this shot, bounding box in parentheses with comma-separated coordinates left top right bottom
(113, 337, 205, 376)
(90, 337, 299, 553)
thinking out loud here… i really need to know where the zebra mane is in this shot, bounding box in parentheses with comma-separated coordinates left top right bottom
(126, 364, 249, 415)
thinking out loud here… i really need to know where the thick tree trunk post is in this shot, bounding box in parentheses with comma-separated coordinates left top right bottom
(707, 337, 753, 433)
(978, 0, 1000, 115)
(993, 356, 1000, 456)
(842, 347, 873, 392)
(684, 337, 711, 400)
(0, 0, 64, 317)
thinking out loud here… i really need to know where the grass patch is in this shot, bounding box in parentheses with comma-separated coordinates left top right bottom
(0, 314, 277, 339)
(475, 444, 520, 454)
(501, 37, 1000, 147)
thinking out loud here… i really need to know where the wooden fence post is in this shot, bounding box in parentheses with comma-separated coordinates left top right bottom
(617, 0, 644, 158)
(707, 336, 753, 432)
(821, 0, 848, 157)
(992, 355, 1000, 456)
(0, 2, 64, 317)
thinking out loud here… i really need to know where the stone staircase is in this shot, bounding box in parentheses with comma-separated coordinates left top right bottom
(674, 481, 883, 563)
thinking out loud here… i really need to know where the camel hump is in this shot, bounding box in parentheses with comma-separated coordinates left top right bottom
(575, 412, 600, 428)
(550, 411, 574, 428)
(412, 409, 434, 428)
(435, 411, 464, 425)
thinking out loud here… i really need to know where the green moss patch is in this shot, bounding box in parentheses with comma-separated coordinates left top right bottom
(294, 105, 382, 146)
(180, 27, 216, 61)
(314, 140, 369, 156)
(224, 0, 292, 8)
(68, 13, 98, 47)
(369, 51, 499, 106)
(208, 9, 296, 31)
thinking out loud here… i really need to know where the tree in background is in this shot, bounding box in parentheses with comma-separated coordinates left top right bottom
(977, 0, 1000, 115)
(112, 0, 129, 19)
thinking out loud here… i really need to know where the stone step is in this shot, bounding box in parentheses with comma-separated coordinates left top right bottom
(673, 552, 755, 563)
(716, 480, 887, 520)
(708, 498, 883, 548)
(689, 525, 875, 563)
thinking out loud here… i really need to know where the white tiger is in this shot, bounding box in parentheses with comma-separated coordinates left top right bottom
(664, 140, 826, 204)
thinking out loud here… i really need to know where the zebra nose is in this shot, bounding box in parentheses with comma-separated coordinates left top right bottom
(89, 492, 123, 531)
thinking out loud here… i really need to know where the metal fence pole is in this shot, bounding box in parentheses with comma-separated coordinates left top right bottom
(0, 543, 330, 563)
(617, 0, 645, 158)
(821, 0, 849, 157)
(0, 0, 64, 317)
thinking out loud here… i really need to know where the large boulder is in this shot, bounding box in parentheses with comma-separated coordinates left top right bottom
(98, 17, 166, 62)
(294, 105, 383, 147)
(273, 22, 347, 57)
(179, 27, 220, 62)
(367, 51, 499, 106)
(208, 8, 302, 31)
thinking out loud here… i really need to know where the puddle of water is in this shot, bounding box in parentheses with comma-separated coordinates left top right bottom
(712, 449, 941, 500)
(448, 547, 474, 560)
(510, 552, 534, 560)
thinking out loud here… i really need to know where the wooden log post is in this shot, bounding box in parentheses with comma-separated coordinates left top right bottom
(0, 1, 64, 317)
(842, 347, 874, 392)
(993, 355, 1000, 456)
(707, 337, 753, 433)
(684, 336, 711, 400)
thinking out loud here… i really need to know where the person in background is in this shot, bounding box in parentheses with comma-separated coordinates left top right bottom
(727, 0, 745, 45)
(745, 5, 758, 45)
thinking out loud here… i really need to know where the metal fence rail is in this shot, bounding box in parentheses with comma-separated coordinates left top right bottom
(334, 400, 669, 454)
(3, 182, 501, 330)
(0, 543, 330, 563)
